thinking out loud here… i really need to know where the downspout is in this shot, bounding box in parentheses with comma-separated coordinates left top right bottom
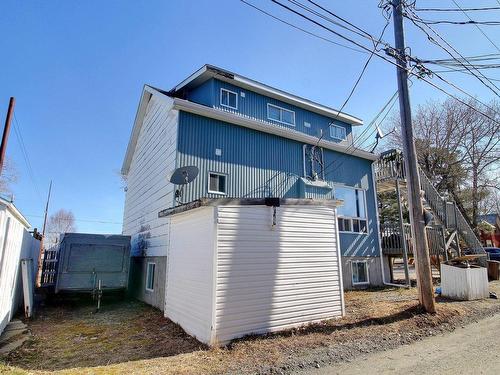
(371, 163, 409, 288)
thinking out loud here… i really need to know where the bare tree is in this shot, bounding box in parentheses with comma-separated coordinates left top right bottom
(385, 97, 500, 228)
(46, 209, 76, 248)
(0, 157, 18, 195)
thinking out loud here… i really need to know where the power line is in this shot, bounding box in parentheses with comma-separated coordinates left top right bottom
(412, 18, 500, 26)
(313, 17, 391, 148)
(239, 0, 368, 54)
(414, 6, 500, 12)
(451, 0, 500, 53)
(12, 112, 42, 201)
(266, 0, 499, 122)
(25, 213, 122, 225)
(405, 8, 500, 98)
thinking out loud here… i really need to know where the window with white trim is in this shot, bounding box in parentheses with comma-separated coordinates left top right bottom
(146, 262, 155, 291)
(220, 88, 238, 109)
(336, 186, 368, 234)
(330, 124, 347, 141)
(267, 103, 295, 126)
(351, 260, 369, 285)
(208, 172, 227, 194)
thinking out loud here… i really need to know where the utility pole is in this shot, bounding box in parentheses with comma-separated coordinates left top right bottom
(0, 97, 15, 175)
(392, 0, 436, 312)
(36, 180, 52, 287)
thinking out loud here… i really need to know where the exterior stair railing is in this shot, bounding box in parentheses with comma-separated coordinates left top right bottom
(376, 149, 485, 256)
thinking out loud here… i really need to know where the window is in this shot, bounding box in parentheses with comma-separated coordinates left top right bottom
(267, 103, 295, 126)
(351, 260, 369, 285)
(330, 124, 347, 141)
(220, 88, 238, 110)
(336, 186, 368, 234)
(304, 121, 311, 128)
(208, 172, 227, 194)
(146, 262, 155, 291)
(303, 144, 324, 180)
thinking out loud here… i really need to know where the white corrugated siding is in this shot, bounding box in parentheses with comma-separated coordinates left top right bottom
(0, 207, 39, 334)
(215, 205, 342, 344)
(165, 207, 215, 344)
(122, 95, 178, 257)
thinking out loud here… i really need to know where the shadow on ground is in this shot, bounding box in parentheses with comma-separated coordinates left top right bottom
(4, 295, 206, 371)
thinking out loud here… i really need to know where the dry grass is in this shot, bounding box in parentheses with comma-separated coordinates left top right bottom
(2, 282, 499, 375)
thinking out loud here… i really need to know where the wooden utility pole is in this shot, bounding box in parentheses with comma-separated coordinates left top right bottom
(0, 97, 15, 175)
(36, 180, 52, 287)
(392, 0, 436, 312)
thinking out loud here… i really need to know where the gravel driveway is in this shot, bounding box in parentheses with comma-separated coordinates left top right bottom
(301, 313, 500, 375)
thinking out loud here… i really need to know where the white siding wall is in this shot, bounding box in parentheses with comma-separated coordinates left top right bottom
(215, 205, 343, 344)
(122, 95, 178, 257)
(165, 207, 216, 344)
(0, 207, 39, 334)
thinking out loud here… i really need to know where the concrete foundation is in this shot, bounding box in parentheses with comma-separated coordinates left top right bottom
(129, 256, 166, 311)
(341, 256, 388, 289)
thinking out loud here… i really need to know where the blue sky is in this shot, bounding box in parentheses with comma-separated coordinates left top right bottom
(0, 0, 498, 233)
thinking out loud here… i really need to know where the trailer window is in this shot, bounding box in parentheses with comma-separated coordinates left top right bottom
(146, 262, 155, 291)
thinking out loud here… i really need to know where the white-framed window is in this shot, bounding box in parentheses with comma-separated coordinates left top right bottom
(336, 186, 368, 234)
(351, 260, 369, 285)
(267, 103, 295, 126)
(330, 124, 347, 141)
(208, 172, 227, 195)
(220, 88, 238, 110)
(146, 262, 155, 291)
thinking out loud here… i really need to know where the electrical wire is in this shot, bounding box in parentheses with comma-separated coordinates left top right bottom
(12, 112, 43, 201)
(313, 17, 391, 148)
(265, 0, 499, 122)
(25, 213, 122, 225)
(405, 8, 500, 98)
(451, 0, 500, 53)
(414, 6, 500, 12)
(239, 0, 369, 54)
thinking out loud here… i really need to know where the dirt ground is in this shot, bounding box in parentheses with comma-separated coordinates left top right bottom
(1, 282, 499, 375)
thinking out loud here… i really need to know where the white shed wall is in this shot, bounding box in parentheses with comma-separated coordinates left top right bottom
(122, 94, 178, 257)
(0, 206, 39, 334)
(215, 205, 343, 344)
(165, 207, 216, 344)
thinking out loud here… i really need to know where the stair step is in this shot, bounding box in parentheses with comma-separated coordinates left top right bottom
(0, 328, 27, 345)
(4, 320, 26, 331)
(0, 335, 29, 356)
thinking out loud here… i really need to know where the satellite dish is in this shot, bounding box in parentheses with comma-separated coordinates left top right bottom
(169, 166, 199, 185)
(169, 166, 199, 205)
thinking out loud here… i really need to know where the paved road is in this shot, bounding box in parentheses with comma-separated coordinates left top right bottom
(302, 314, 500, 375)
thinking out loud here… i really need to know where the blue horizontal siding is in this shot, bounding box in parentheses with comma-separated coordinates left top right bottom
(186, 78, 352, 143)
(177, 111, 380, 257)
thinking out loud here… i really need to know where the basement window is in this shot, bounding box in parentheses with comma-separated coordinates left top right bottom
(208, 172, 227, 195)
(330, 124, 347, 141)
(146, 262, 155, 292)
(220, 88, 238, 110)
(351, 260, 369, 285)
(267, 103, 295, 126)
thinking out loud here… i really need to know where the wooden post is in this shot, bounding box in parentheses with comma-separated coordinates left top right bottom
(396, 179, 410, 286)
(392, 0, 436, 312)
(0, 97, 15, 175)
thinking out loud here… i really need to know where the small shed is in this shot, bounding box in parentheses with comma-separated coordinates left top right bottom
(159, 198, 344, 345)
(54, 233, 131, 293)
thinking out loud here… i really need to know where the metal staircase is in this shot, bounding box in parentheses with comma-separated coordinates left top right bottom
(376, 149, 485, 258)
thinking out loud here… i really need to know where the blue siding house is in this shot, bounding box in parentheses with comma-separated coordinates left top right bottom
(122, 65, 387, 310)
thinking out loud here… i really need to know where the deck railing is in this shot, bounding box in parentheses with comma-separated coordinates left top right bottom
(375, 149, 406, 182)
(376, 149, 484, 255)
(380, 222, 447, 256)
(40, 246, 59, 287)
